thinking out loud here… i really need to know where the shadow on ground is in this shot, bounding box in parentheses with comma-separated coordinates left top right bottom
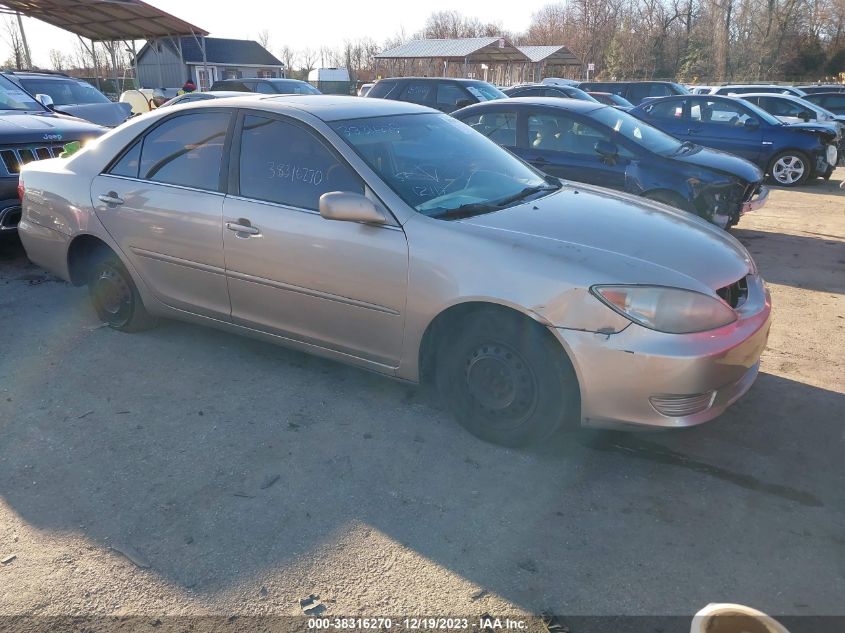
(1, 304, 843, 614)
(733, 228, 845, 294)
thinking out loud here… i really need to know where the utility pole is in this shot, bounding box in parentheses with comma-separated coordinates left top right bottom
(15, 12, 31, 68)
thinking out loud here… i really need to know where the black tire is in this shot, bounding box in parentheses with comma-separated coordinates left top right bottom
(87, 251, 157, 332)
(767, 150, 811, 187)
(434, 309, 579, 447)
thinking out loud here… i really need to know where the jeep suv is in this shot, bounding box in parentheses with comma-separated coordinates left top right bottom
(0, 73, 105, 236)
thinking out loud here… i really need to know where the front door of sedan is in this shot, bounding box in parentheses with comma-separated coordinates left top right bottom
(686, 97, 764, 163)
(91, 110, 233, 319)
(520, 110, 628, 189)
(221, 113, 409, 367)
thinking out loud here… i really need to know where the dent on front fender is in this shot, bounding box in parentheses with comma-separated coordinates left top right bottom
(531, 287, 631, 333)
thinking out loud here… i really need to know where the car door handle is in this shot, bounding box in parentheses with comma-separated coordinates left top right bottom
(531, 157, 550, 166)
(687, 128, 701, 135)
(226, 220, 260, 236)
(98, 192, 124, 206)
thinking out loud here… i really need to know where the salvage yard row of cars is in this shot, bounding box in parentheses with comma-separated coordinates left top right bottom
(2, 72, 841, 445)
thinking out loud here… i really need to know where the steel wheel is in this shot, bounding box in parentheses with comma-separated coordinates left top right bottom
(435, 309, 579, 447)
(87, 252, 157, 332)
(464, 342, 538, 423)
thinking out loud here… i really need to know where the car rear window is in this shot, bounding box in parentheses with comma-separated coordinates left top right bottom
(136, 112, 230, 191)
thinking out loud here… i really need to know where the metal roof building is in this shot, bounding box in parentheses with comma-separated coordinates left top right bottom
(374, 38, 580, 85)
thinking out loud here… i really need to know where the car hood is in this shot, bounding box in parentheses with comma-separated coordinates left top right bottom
(667, 144, 763, 182)
(53, 102, 132, 127)
(783, 120, 839, 140)
(458, 183, 754, 292)
(0, 110, 106, 143)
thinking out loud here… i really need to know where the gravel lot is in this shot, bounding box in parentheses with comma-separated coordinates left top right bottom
(1, 171, 843, 623)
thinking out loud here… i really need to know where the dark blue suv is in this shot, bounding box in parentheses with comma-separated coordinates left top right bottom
(453, 98, 767, 228)
(630, 94, 839, 186)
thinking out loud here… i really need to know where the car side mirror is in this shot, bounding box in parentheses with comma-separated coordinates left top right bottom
(456, 99, 473, 109)
(319, 192, 387, 224)
(594, 139, 619, 158)
(36, 93, 54, 109)
(799, 111, 813, 122)
(744, 117, 760, 129)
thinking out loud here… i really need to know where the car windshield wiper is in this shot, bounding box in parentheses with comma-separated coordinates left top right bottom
(429, 184, 559, 220)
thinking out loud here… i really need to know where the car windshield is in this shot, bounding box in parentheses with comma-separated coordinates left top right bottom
(18, 77, 111, 105)
(736, 99, 783, 126)
(331, 113, 554, 219)
(591, 106, 683, 155)
(0, 74, 44, 110)
(465, 82, 507, 102)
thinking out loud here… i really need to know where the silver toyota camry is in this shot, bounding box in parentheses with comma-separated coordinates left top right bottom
(17, 95, 772, 446)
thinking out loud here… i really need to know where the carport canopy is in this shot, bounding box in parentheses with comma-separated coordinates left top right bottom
(517, 45, 580, 66)
(375, 37, 529, 64)
(0, 0, 207, 40)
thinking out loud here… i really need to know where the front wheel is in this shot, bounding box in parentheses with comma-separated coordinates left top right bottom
(435, 309, 579, 447)
(768, 151, 810, 187)
(88, 252, 157, 332)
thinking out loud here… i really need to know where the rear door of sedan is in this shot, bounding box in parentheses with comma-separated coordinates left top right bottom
(91, 109, 234, 319)
(220, 111, 409, 367)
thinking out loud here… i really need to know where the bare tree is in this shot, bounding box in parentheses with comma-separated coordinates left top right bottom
(257, 29, 270, 50)
(3, 17, 25, 69)
(48, 48, 67, 71)
(297, 47, 319, 75)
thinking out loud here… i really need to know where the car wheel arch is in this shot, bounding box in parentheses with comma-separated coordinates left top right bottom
(416, 300, 563, 385)
(66, 234, 119, 287)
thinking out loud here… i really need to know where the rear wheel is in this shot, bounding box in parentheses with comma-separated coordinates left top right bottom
(88, 252, 157, 332)
(768, 150, 810, 187)
(435, 309, 579, 447)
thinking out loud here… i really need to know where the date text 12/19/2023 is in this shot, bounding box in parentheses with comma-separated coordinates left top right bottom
(307, 617, 529, 630)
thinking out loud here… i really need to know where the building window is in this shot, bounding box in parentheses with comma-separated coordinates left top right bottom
(257, 69, 275, 78)
(223, 68, 241, 80)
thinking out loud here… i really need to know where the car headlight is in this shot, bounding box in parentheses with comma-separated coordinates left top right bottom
(826, 144, 838, 166)
(591, 285, 737, 334)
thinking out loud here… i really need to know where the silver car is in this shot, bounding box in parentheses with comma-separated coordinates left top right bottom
(18, 95, 772, 446)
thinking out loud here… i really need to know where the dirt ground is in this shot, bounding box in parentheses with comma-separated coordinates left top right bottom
(0, 171, 843, 625)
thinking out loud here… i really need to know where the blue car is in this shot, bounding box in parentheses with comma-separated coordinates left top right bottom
(630, 94, 839, 186)
(453, 98, 768, 228)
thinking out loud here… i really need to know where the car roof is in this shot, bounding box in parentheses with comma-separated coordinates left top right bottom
(736, 92, 805, 100)
(459, 96, 605, 114)
(186, 93, 433, 120)
(10, 72, 82, 81)
(376, 76, 488, 84)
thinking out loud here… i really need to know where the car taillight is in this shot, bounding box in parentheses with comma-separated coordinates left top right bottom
(17, 178, 24, 201)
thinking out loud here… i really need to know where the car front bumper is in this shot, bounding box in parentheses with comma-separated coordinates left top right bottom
(555, 276, 772, 429)
(740, 185, 768, 215)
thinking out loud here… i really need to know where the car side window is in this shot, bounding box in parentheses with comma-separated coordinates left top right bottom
(528, 112, 634, 158)
(691, 99, 754, 125)
(238, 115, 363, 210)
(255, 82, 275, 94)
(645, 99, 686, 119)
(436, 83, 468, 108)
(137, 112, 230, 190)
(458, 111, 518, 147)
(109, 140, 142, 178)
(400, 82, 434, 104)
